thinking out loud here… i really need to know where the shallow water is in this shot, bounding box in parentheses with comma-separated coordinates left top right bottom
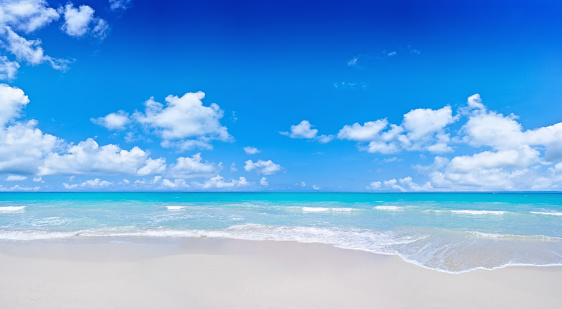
(1, 192, 561, 273)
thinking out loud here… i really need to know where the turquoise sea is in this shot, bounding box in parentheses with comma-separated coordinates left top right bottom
(1, 192, 561, 273)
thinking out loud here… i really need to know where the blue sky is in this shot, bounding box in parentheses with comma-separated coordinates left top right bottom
(1, 0, 562, 191)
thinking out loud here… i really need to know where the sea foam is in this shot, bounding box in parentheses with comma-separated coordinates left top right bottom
(0, 206, 26, 213)
(302, 207, 354, 213)
(166, 206, 186, 211)
(374, 206, 403, 211)
(531, 211, 562, 216)
(450, 210, 506, 215)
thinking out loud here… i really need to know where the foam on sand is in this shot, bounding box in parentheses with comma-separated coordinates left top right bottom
(0, 206, 26, 213)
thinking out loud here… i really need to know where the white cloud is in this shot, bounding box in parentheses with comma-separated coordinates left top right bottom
(339, 106, 457, 154)
(333, 81, 368, 90)
(168, 153, 220, 178)
(134, 92, 231, 150)
(281, 120, 333, 143)
(193, 175, 249, 189)
(80, 178, 112, 188)
(364, 141, 399, 154)
(0, 120, 59, 174)
(61, 3, 108, 39)
(447, 147, 539, 173)
(0, 55, 19, 80)
(244, 146, 260, 155)
(378, 177, 433, 192)
(403, 106, 456, 141)
(91, 111, 130, 130)
(38, 138, 158, 176)
(347, 57, 359, 66)
(62, 182, 77, 189)
(312, 185, 320, 190)
(137, 158, 166, 176)
(244, 159, 282, 175)
(91, 18, 109, 40)
(260, 177, 268, 186)
(462, 110, 523, 149)
(0, 0, 114, 75)
(161, 178, 188, 189)
(281, 120, 317, 139)
(6, 174, 25, 181)
(338, 119, 388, 142)
(380, 94, 562, 191)
(367, 181, 381, 190)
(0, 0, 59, 33)
(467, 93, 485, 110)
(109, 0, 133, 11)
(0, 184, 39, 191)
(1, 26, 69, 70)
(0, 83, 28, 126)
(64, 178, 112, 189)
(317, 135, 334, 143)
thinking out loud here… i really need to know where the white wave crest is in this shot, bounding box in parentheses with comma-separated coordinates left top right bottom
(0, 206, 26, 213)
(166, 206, 186, 211)
(302, 207, 354, 213)
(374, 206, 403, 211)
(531, 211, 562, 216)
(451, 210, 506, 215)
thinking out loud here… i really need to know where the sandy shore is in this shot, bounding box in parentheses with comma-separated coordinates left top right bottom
(0, 238, 561, 308)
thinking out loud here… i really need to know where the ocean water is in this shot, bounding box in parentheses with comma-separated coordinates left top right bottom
(1, 192, 561, 273)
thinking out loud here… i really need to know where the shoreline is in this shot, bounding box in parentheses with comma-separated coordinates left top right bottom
(1, 237, 561, 308)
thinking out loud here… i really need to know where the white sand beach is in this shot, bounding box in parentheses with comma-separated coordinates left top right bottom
(1, 238, 561, 308)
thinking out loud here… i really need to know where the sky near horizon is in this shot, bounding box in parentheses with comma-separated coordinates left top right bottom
(1, 0, 562, 192)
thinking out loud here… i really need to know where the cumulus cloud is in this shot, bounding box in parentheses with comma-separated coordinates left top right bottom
(6, 174, 25, 181)
(280, 120, 333, 143)
(0, 83, 28, 125)
(338, 106, 456, 154)
(91, 111, 130, 130)
(367, 181, 381, 190)
(137, 158, 166, 176)
(193, 175, 249, 189)
(260, 177, 268, 186)
(0, 120, 60, 174)
(167, 153, 220, 178)
(371, 177, 433, 192)
(373, 94, 562, 191)
(63, 178, 112, 189)
(160, 178, 188, 189)
(244, 159, 282, 175)
(244, 146, 260, 155)
(0, 184, 39, 191)
(60, 3, 108, 39)
(0, 0, 114, 75)
(0, 55, 19, 80)
(338, 119, 388, 142)
(0, 0, 59, 33)
(134, 91, 231, 150)
(38, 138, 161, 176)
